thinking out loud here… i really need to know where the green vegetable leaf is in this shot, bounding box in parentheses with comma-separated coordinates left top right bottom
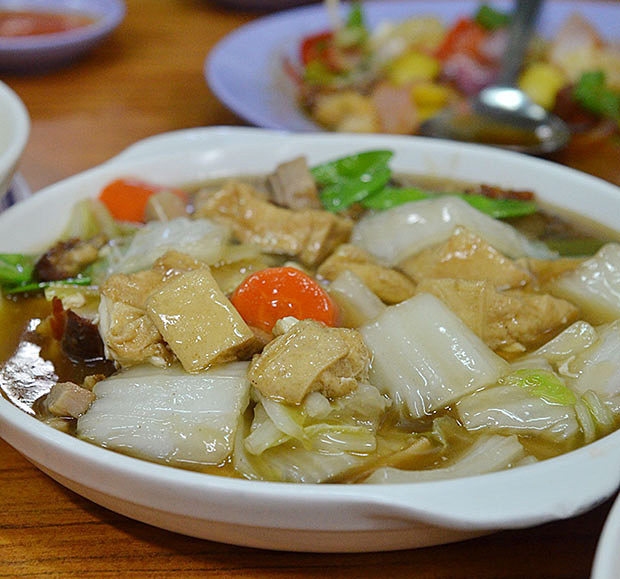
(362, 187, 538, 217)
(362, 187, 431, 210)
(460, 194, 538, 219)
(312, 150, 394, 212)
(303, 60, 339, 86)
(573, 70, 620, 120)
(475, 4, 511, 30)
(312, 150, 393, 185)
(0, 254, 35, 286)
(5, 275, 93, 296)
(501, 369, 577, 406)
(320, 165, 392, 212)
(346, 1, 364, 29)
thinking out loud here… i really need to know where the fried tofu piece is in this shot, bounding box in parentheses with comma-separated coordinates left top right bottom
(417, 278, 580, 355)
(99, 251, 208, 368)
(318, 244, 415, 304)
(248, 318, 370, 404)
(146, 267, 259, 372)
(99, 299, 173, 367)
(195, 181, 352, 266)
(399, 227, 532, 290)
(101, 269, 164, 310)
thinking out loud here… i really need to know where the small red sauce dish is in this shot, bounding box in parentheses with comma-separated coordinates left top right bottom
(0, 10, 95, 37)
(0, 0, 125, 72)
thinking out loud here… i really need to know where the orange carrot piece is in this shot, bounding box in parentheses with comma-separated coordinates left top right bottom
(230, 267, 339, 333)
(98, 178, 185, 223)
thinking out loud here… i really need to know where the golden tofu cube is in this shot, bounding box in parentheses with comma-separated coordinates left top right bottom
(146, 267, 257, 372)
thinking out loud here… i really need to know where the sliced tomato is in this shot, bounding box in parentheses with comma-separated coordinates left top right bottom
(436, 18, 487, 62)
(300, 31, 333, 66)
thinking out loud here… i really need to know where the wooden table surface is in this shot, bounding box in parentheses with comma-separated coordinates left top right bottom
(1, 1, 619, 577)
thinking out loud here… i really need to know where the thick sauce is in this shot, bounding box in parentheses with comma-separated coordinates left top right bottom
(0, 11, 95, 37)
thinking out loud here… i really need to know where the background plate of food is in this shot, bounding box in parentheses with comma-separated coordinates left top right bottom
(2, 128, 620, 552)
(206, 1, 620, 161)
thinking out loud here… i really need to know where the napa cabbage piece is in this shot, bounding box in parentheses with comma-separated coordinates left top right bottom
(77, 362, 250, 467)
(350, 196, 554, 265)
(60, 198, 135, 241)
(456, 383, 579, 444)
(550, 243, 620, 324)
(363, 434, 529, 483)
(233, 383, 390, 483)
(518, 320, 598, 368)
(575, 390, 616, 444)
(568, 320, 620, 399)
(107, 217, 230, 275)
(327, 269, 386, 327)
(360, 293, 509, 420)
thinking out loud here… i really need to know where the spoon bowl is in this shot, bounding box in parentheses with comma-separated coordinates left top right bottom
(421, 86, 570, 155)
(421, 0, 570, 155)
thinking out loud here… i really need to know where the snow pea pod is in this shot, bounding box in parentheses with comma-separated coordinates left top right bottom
(0, 254, 35, 287)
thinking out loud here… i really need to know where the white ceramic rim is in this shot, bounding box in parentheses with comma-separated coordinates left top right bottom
(1, 128, 620, 542)
(0, 81, 29, 189)
(592, 492, 620, 579)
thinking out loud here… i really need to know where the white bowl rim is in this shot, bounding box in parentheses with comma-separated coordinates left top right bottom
(0, 81, 29, 180)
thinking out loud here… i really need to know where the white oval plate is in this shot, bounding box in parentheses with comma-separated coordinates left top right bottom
(205, 0, 620, 132)
(1, 128, 620, 552)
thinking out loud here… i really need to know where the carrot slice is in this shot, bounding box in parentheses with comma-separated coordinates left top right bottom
(98, 178, 186, 223)
(230, 267, 339, 333)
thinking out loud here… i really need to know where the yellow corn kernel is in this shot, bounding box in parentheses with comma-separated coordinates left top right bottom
(387, 51, 440, 86)
(410, 82, 449, 108)
(518, 62, 566, 110)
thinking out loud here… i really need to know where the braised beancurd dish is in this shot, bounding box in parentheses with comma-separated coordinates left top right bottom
(2, 150, 620, 485)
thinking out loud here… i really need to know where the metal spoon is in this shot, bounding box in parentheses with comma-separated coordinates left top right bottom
(420, 0, 570, 155)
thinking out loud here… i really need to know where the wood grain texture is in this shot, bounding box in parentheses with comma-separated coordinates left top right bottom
(1, 0, 619, 576)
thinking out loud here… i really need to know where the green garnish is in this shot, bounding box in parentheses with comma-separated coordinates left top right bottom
(312, 150, 394, 212)
(501, 369, 577, 406)
(313, 150, 539, 217)
(0, 254, 35, 286)
(461, 194, 538, 219)
(361, 187, 431, 210)
(5, 275, 93, 296)
(475, 4, 511, 30)
(573, 70, 620, 121)
(303, 60, 339, 86)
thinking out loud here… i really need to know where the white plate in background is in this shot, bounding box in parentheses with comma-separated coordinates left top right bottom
(206, 0, 620, 132)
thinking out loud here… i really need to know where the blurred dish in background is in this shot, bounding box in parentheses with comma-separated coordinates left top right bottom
(207, 1, 619, 162)
(0, 0, 125, 72)
(213, 0, 318, 10)
(0, 80, 29, 203)
(0, 9, 95, 36)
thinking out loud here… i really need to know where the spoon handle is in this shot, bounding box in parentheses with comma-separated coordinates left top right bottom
(497, 0, 543, 86)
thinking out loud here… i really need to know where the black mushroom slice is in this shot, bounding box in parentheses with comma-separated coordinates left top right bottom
(49, 298, 111, 365)
(35, 235, 107, 282)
